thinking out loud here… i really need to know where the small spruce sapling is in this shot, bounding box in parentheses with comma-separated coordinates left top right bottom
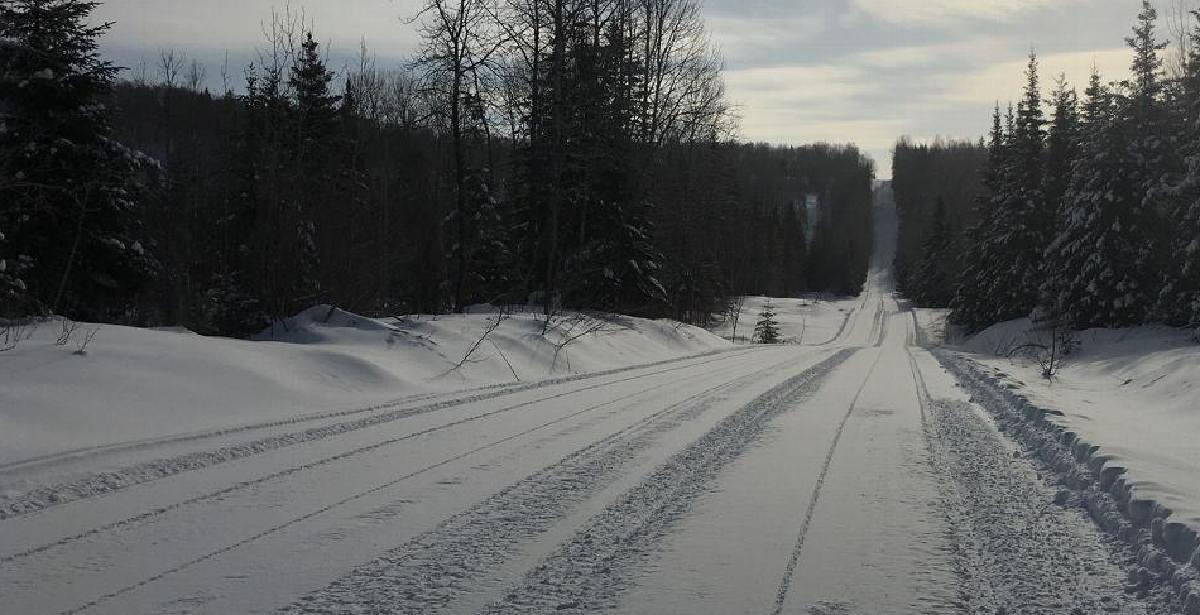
(755, 303, 782, 345)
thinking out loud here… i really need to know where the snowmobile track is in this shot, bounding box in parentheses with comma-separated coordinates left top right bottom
(769, 347, 885, 614)
(471, 350, 856, 615)
(2, 347, 775, 568)
(0, 346, 761, 521)
(55, 350, 823, 615)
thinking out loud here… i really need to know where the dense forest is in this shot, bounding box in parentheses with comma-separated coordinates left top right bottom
(0, 0, 874, 337)
(891, 138, 987, 306)
(897, 0, 1200, 336)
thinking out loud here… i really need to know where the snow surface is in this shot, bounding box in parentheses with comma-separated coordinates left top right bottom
(911, 306, 951, 347)
(710, 295, 859, 345)
(959, 318, 1200, 535)
(0, 307, 728, 466)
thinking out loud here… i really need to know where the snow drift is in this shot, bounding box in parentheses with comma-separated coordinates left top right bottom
(0, 306, 728, 466)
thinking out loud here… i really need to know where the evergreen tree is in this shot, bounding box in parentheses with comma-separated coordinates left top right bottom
(286, 31, 339, 310)
(203, 62, 273, 336)
(754, 302, 781, 344)
(443, 83, 516, 308)
(951, 105, 1006, 332)
(523, 9, 667, 314)
(1035, 75, 1082, 317)
(1155, 9, 1200, 327)
(231, 58, 296, 329)
(1043, 66, 1150, 328)
(911, 196, 955, 307)
(953, 103, 1030, 331)
(992, 55, 1048, 319)
(1125, 1, 1173, 322)
(1015, 53, 1048, 200)
(1043, 75, 1081, 239)
(0, 224, 33, 317)
(780, 200, 808, 296)
(0, 0, 158, 320)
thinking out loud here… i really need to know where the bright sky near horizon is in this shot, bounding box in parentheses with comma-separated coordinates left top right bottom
(93, 0, 1156, 177)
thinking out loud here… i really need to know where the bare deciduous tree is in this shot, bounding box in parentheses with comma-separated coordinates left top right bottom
(157, 48, 186, 88)
(415, 0, 506, 313)
(1165, 0, 1199, 78)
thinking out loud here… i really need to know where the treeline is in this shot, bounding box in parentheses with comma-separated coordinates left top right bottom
(891, 138, 987, 306)
(1, 0, 874, 336)
(899, 1, 1200, 334)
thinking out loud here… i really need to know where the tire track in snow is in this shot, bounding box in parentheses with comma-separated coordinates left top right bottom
(871, 298, 888, 347)
(0, 389, 466, 475)
(768, 347, 885, 615)
(282, 351, 823, 615)
(810, 300, 857, 346)
(1, 348, 768, 567)
(864, 298, 882, 346)
(837, 295, 870, 344)
(3, 346, 763, 478)
(55, 351, 819, 615)
(0, 347, 760, 521)
(473, 350, 857, 615)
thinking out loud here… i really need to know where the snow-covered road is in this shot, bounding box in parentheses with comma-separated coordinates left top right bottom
(0, 208, 1172, 614)
(2, 281, 1165, 614)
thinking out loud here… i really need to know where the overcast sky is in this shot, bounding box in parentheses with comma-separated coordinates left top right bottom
(94, 0, 1155, 177)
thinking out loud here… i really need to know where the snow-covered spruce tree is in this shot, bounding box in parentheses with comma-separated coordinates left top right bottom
(1042, 66, 1152, 328)
(457, 166, 516, 305)
(1015, 53, 1053, 289)
(1042, 75, 1081, 246)
(980, 54, 1048, 325)
(952, 105, 1011, 333)
(1035, 75, 1082, 317)
(1153, 9, 1200, 327)
(0, 0, 158, 321)
(203, 61, 277, 337)
(754, 303, 781, 344)
(1124, 1, 1175, 322)
(910, 196, 955, 307)
(286, 31, 337, 310)
(1043, 4, 1171, 330)
(224, 29, 341, 330)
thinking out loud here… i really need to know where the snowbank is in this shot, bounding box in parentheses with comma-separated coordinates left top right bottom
(935, 351, 1200, 611)
(710, 295, 858, 344)
(0, 307, 728, 465)
(954, 319, 1200, 563)
(911, 307, 951, 346)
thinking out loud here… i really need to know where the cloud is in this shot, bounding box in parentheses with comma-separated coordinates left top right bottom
(90, 0, 1145, 177)
(851, 38, 1010, 69)
(850, 0, 1089, 28)
(725, 65, 869, 100)
(95, 0, 422, 59)
(944, 47, 1132, 105)
(707, 14, 830, 64)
